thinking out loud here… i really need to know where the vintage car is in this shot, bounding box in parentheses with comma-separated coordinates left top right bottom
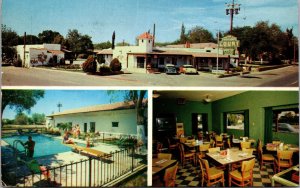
(165, 64, 178, 74)
(179, 64, 198, 74)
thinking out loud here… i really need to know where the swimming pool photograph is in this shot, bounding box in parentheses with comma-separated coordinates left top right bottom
(1, 90, 148, 187)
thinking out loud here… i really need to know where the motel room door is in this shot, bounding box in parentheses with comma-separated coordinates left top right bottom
(192, 113, 208, 135)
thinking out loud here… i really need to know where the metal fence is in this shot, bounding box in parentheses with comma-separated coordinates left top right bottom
(92, 132, 137, 144)
(15, 145, 146, 187)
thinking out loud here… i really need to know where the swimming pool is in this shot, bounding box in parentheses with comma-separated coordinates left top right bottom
(2, 134, 81, 158)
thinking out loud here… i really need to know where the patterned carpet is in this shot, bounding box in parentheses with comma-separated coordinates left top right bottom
(175, 158, 279, 187)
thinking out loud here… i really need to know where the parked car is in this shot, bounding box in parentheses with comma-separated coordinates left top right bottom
(179, 65, 198, 74)
(165, 64, 178, 74)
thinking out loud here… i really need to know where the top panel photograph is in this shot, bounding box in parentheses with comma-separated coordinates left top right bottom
(2, 0, 299, 87)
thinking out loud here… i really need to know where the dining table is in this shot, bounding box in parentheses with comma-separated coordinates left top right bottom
(206, 148, 255, 184)
(152, 158, 177, 176)
(265, 143, 299, 153)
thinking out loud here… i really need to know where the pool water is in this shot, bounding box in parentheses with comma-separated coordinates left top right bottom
(2, 134, 80, 158)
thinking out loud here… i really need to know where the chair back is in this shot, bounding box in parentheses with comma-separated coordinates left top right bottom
(199, 144, 210, 152)
(277, 150, 293, 161)
(164, 162, 179, 187)
(199, 158, 210, 177)
(158, 153, 172, 160)
(242, 148, 253, 155)
(215, 135, 222, 142)
(156, 142, 163, 153)
(241, 141, 251, 149)
(180, 137, 187, 143)
(272, 140, 281, 145)
(241, 158, 255, 176)
(208, 147, 220, 153)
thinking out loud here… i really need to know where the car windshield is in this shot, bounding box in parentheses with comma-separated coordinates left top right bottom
(184, 65, 193, 68)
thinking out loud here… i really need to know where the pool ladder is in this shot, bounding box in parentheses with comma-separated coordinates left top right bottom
(12, 140, 27, 159)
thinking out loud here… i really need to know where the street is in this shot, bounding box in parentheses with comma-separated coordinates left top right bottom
(1, 65, 298, 87)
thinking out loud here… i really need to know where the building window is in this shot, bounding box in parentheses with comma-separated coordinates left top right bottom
(112, 122, 119, 127)
(142, 40, 144, 43)
(226, 112, 245, 130)
(159, 58, 164, 65)
(84, 123, 87, 133)
(273, 108, 299, 133)
(149, 40, 151, 43)
(90, 122, 96, 133)
(172, 57, 177, 65)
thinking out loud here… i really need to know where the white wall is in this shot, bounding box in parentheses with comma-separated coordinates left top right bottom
(52, 109, 137, 135)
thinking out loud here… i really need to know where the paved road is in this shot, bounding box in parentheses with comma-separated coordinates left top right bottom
(1, 65, 298, 87)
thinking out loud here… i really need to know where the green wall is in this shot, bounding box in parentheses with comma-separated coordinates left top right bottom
(212, 91, 299, 145)
(153, 99, 211, 136)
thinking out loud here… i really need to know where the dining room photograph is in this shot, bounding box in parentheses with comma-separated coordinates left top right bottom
(151, 90, 299, 187)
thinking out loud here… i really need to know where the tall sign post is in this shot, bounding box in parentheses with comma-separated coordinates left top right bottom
(226, 0, 241, 33)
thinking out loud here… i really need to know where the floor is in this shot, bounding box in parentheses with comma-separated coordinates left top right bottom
(175, 158, 279, 187)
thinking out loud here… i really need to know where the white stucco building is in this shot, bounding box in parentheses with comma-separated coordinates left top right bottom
(16, 43, 64, 68)
(98, 32, 239, 73)
(46, 101, 147, 136)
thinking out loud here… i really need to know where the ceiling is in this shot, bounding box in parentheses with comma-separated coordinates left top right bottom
(155, 90, 246, 102)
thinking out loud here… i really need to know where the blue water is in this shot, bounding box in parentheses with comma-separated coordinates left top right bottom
(2, 134, 78, 158)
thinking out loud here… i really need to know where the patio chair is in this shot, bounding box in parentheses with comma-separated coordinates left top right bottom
(229, 158, 255, 187)
(199, 158, 225, 187)
(167, 138, 177, 153)
(274, 150, 293, 173)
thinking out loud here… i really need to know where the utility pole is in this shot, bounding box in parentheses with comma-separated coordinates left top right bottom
(226, 0, 241, 33)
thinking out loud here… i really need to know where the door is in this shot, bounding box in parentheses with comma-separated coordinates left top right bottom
(84, 123, 87, 133)
(192, 113, 208, 135)
(90, 122, 95, 133)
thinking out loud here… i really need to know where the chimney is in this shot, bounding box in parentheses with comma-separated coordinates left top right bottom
(185, 41, 190, 48)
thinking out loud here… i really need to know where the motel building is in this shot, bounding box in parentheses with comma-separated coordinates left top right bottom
(46, 101, 147, 137)
(97, 32, 240, 73)
(16, 43, 65, 68)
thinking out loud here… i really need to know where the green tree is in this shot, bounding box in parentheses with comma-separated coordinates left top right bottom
(31, 113, 46, 125)
(18, 34, 40, 44)
(14, 112, 29, 125)
(179, 23, 188, 44)
(187, 26, 214, 43)
(66, 29, 94, 58)
(38, 30, 62, 43)
(1, 25, 19, 63)
(53, 34, 65, 44)
(1, 90, 45, 120)
(116, 41, 130, 46)
(94, 41, 112, 49)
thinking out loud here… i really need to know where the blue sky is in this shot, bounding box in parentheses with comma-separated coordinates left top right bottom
(2, 0, 299, 44)
(2, 90, 148, 119)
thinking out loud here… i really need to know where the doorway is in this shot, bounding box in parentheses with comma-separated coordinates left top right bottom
(192, 113, 208, 135)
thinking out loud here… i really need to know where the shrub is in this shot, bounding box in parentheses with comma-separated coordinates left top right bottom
(110, 58, 122, 71)
(99, 65, 111, 73)
(82, 55, 97, 73)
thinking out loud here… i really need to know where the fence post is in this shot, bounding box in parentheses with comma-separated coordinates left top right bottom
(89, 157, 92, 187)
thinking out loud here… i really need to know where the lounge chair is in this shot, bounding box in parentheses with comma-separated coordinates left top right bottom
(65, 143, 111, 159)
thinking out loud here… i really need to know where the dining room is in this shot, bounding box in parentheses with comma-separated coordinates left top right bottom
(152, 90, 299, 187)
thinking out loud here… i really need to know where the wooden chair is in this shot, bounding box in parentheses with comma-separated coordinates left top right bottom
(215, 135, 224, 148)
(232, 148, 254, 170)
(178, 143, 195, 166)
(199, 158, 225, 187)
(163, 162, 179, 187)
(274, 150, 293, 173)
(167, 138, 177, 152)
(198, 143, 210, 159)
(229, 158, 255, 187)
(272, 140, 281, 145)
(180, 137, 187, 143)
(158, 153, 172, 160)
(208, 147, 220, 153)
(240, 141, 251, 149)
(257, 140, 275, 171)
